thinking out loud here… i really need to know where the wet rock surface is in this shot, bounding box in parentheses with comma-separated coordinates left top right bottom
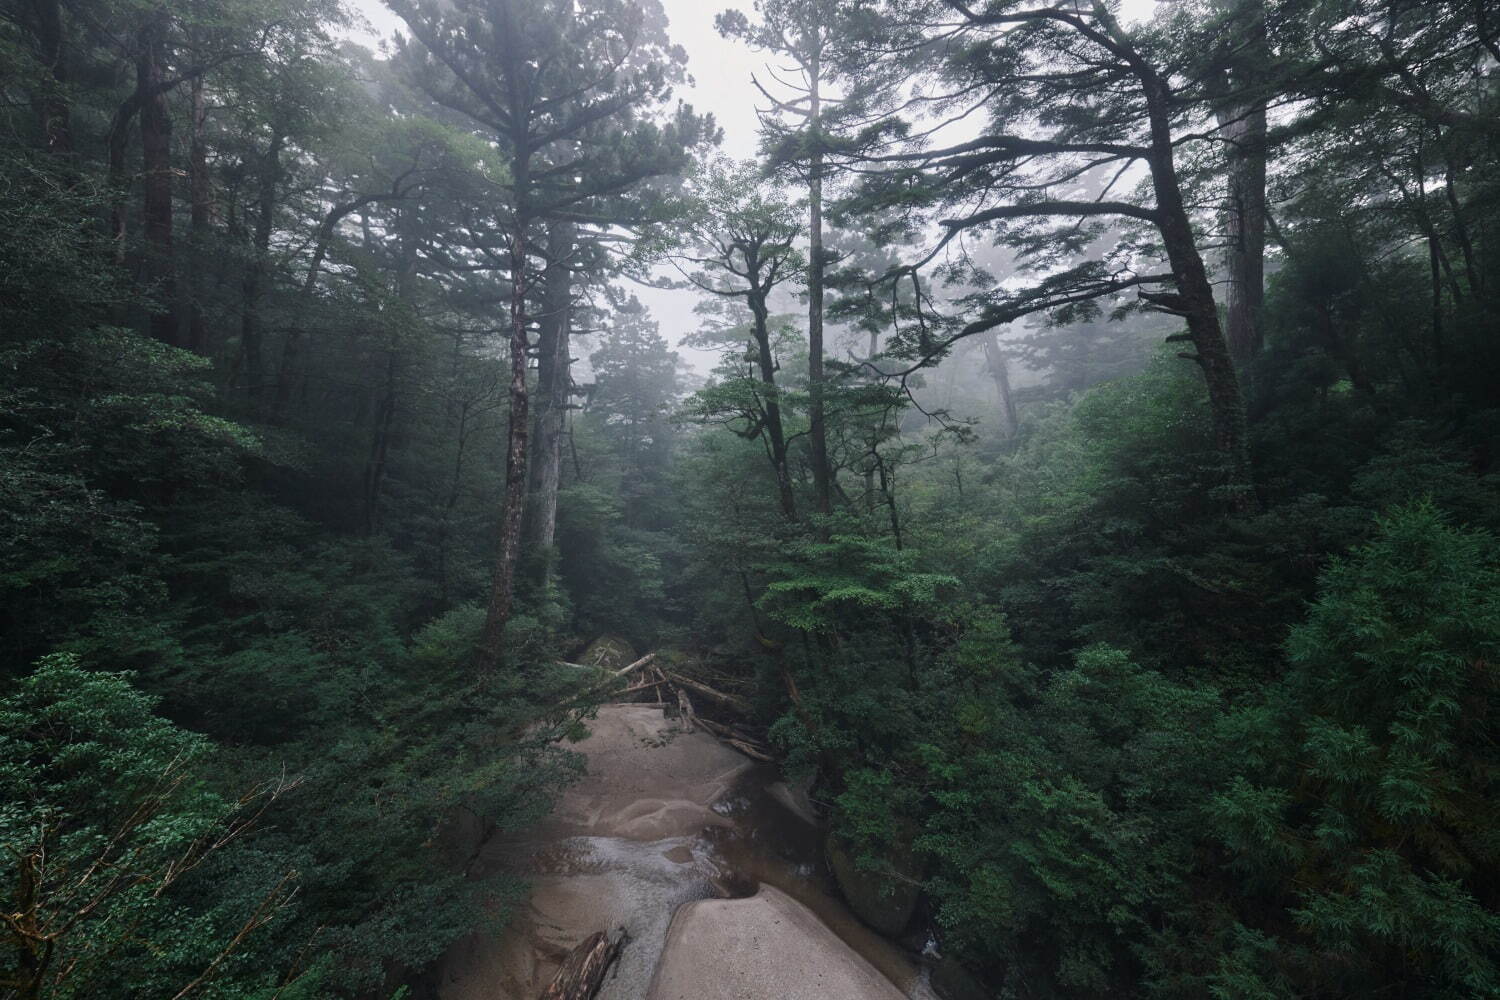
(647, 883, 907, 1000)
(434, 704, 938, 1000)
(826, 823, 927, 937)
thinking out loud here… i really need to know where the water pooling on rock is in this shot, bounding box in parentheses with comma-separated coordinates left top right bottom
(433, 704, 940, 1000)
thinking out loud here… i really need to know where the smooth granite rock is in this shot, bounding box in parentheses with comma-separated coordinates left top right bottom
(647, 883, 908, 1000)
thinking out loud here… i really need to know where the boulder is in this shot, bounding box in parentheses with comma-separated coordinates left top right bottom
(647, 883, 907, 1000)
(826, 824, 925, 937)
(534, 704, 750, 842)
(931, 955, 995, 1000)
(438, 706, 754, 1000)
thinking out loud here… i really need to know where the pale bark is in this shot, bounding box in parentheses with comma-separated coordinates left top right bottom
(1216, 0, 1268, 363)
(980, 334, 1018, 438)
(536, 930, 624, 1000)
(1219, 104, 1267, 363)
(524, 223, 575, 557)
(476, 220, 532, 673)
(806, 50, 832, 520)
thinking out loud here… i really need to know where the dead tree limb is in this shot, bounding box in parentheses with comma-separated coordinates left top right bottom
(692, 715, 775, 762)
(537, 929, 626, 1000)
(554, 653, 659, 711)
(663, 671, 750, 713)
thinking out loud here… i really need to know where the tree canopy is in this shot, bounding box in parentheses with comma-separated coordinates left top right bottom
(1, 0, 1497, 995)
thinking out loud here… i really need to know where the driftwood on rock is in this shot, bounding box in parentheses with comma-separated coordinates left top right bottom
(537, 928, 626, 1000)
(555, 652, 657, 683)
(578, 648, 777, 762)
(676, 687, 697, 732)
(555, 652, 659, 711)
(609, 652, 657, 680)
(693, 715, 774, 761)
(663, 670, 749, 712)
(726, 736, 775, 762)
(611, 677, 662, 698)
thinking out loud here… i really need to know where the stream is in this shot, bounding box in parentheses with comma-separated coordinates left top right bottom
(432, 703, 940, 1000)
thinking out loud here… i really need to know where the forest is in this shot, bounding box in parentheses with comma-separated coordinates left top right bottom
(1, 0, 1497, 996)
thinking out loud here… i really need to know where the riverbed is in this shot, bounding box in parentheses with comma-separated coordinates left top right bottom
(432, 703, 939, 999)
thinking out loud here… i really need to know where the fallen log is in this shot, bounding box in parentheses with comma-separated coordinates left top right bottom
(555, 653, 660, 711)
(726, 736, 776, 762)
(554, 653, 657, 682)
(611, 677, 665, 699)
(692, 714, 775, 762)
(610, 652, 657, 680)
(537, 929, 626, 1000)
(663, 670, 750, 712)
(692, 714, 731, 737)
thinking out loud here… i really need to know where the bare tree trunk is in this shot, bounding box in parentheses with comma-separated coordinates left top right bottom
(1409, 149, 1466, 305)
(1216, 0, 1267, 364)
(138, 12, 177, 346)
(1429, 233, 1445, 362)
(273, 207, 342, 419)
(1443, 158, 1482, 299)
(748, 285, 798, 522)
(806, 51, 832, 523)
(108, 95, 142, 263)
(877, 457, 902, 550)
(1084, 2, 1252, 501)
(863, 328, 878, 509)
(477, 218, 532, 673)
(32, 0, 71, 156)
(187, 71, 209, 353)
(536, 931, 624, 1000)
(524, 223, 574, 558)
(1218, 106, 1266, 363)
(1141, 73, 1254, 505)
(361, 350, 398, 535)
(980, 334, 1018, 438)
(437, 396, 472, 603)
(240, 133, 283, 399)
(360, 215, 421, 535)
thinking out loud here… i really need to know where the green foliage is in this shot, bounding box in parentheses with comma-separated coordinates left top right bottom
(6, 0, 1500, 996)
(0, 655, 297, 1000)
(1202, 505, 1500, 998)
(554, 483, 670, 644)
(0, 50, 581, 997)
(0, 327, 265, 670)
(926, 645, 1220, 993)
(759, 527, 958, 634)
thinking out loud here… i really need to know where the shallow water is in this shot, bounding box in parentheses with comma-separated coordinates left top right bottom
(434, 706, 939, 1000)
(532, 836, 720, 1000)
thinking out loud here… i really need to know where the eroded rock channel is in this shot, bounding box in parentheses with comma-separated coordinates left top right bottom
(434, 704, 938, 1000)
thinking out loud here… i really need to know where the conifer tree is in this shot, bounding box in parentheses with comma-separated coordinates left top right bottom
(390, 0, 712, 669)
